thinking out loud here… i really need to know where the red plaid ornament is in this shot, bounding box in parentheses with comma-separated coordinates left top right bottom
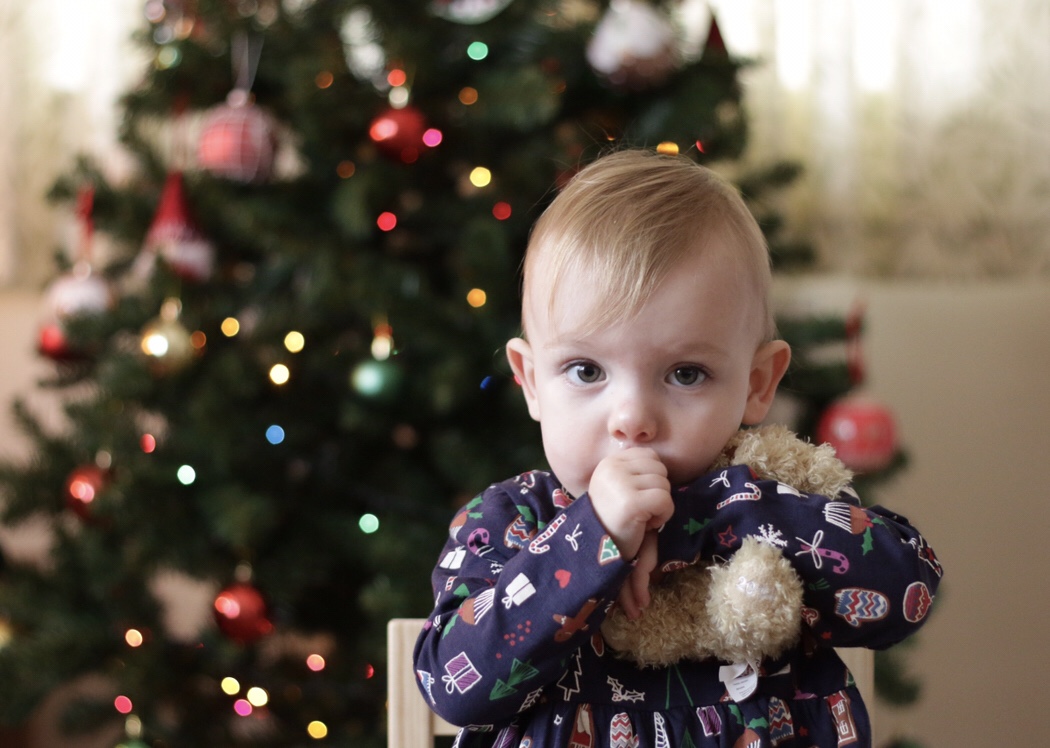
(197, 94, 276, 183)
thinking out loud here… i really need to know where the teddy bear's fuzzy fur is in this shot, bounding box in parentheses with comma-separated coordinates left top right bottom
(600, 424, 853, 667)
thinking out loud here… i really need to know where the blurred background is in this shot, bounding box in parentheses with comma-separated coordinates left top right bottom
(0, 1, 1046, 746)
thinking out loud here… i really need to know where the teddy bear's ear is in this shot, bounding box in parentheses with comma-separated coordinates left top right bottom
(743, 340, 791, 425)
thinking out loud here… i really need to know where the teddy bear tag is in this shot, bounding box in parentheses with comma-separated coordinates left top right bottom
(719, 661, 759, 701)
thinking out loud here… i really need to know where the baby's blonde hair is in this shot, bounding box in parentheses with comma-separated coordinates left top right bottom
(522, 149, 775, 342)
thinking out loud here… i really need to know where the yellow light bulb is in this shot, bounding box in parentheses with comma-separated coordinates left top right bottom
(270, 364, 290, 385)
(466, 288, 487, 308)
(469, 167, 492, 188)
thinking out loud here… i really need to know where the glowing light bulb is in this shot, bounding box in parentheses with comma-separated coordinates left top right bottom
(466, 288, 487, 308)
(306, 654, 326, 672)
(246, 687, 269, 707)
(458, 87, 479, 105)
(422, 128, 443, 147)
(307, 721, 329, 739)
(141, 434, 156, 454)
(270, 364, 290, 385)
(221, 677, 241, 695)
(656, 141, 679, 155)
(266, 425, 285, 445)
(492, 202, 512, 220)
(467, 41, 488, 60)
(233, 699, 252, 716)
(221, 317, 240, 337)
(125, 629, 144, 647)
(177, 465, 196, 485)
(284, 331, 305, 353)
(469, 167, 491, 188)
(114, 695, 133, 714)
(387, 69, 407, 87)
(377, 211, 397, 231)
(359, 513, 380, 534)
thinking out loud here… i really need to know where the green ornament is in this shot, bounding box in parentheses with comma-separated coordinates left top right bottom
(350, 359, 402, 401)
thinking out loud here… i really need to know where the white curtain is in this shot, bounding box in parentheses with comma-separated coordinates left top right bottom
(688, 0, 1050, 277)
(1, 0, 1048, 285)
(0, 0, 143, 286)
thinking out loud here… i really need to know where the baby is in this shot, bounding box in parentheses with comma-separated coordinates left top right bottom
(414, 149, 941, 747)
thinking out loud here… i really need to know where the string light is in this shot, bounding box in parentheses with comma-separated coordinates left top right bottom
(466, 288, 487, 308)
(265, 425, 285, 445)
(377, 211, 397, 231)
(221, 317, 240, 337)
(177, 465, 196, 485)
(114, 695, 133, 715)
(458, 87, 479, 105)
(307, 721, 328, 739)
(387, 68, 407, 87)
(284, 331, 305, 353)
(141, 434, 156, 454)
(221, 677, 241, 695)
(315, 71, 334, 89)
(466, 41, 489, 60)
(337, 160, 356, 178)
(469, 167, 492, 188)
(656, 141, 679, 155)
(125, 629, 144, 647)
(270, 364, 290, 385)
(190, 331, 207, 350)
(233, 699, 252, 717)
(422, 128, 443, 147)
(246, 687, 269, 707)
(492, 201, 512, 220)
(306, 654, 326, 672)
(371, 321, 394, 360)
(359, 513, 380, 534)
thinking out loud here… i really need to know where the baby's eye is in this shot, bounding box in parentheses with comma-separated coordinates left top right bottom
(567, 362, 603, 385)
(670, 366, 707, 386)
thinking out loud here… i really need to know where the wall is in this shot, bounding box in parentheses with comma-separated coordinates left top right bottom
(2, 280, 1049, 746)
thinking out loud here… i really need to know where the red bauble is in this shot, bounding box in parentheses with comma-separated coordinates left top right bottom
(213, 582, 273, 643)
(137, 172, 215, 282)
(197, 94, 277, 183)
(369, 105, 427, 162)
(64, 464, 109, 519)
(37, 264, 112, 360)
(816, 395, 898, 473)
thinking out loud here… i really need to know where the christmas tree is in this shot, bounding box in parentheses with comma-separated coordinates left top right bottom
(0, 2, 817, 745)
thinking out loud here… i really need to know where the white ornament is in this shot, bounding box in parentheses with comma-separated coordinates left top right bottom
(586, 0, 678, 89)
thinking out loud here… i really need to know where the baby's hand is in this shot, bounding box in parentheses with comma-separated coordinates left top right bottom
(588, 448, 672, 561)
(617, 531, 658, 620)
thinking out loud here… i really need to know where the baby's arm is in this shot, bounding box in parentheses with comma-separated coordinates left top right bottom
(413, 472, 633, 728)
(587, 447, 673, 619)
(658, 465, 943, 649)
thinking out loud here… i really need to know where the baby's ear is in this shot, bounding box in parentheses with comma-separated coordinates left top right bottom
(742, 340, 791, 425)
(505, 337, 541, 421)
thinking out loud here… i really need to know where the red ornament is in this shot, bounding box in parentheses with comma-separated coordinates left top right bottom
(138, 172, 215, 282)
(369, 105, 427, 162)
(213, 582, 273, 643)
(37, 264, 112, 360)
(817, 395, 898, 473)
(64, 464, 109, 519)
(197, 94, 277, 183)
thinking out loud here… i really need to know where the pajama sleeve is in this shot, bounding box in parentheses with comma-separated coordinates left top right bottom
(413, 472, 633, 728)
(657, 465, 944, 650)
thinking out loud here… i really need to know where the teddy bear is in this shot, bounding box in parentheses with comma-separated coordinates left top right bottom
(600, 424, 854, 668)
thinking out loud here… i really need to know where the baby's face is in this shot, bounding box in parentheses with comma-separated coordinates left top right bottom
(511, 244, 770, 498)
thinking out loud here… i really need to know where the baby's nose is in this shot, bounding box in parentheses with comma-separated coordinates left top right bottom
(608, 396, 657, 445)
